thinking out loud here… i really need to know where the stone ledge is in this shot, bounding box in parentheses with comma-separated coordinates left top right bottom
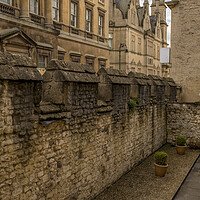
(0, 52, 42, 81)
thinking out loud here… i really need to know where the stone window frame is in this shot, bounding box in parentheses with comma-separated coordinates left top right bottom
(70, 0, 79, 28)
(85, 0, 94, 33)
(85, 54, 95, 68)
(98, 0, 104, 5)
(38, 54, 48, 68)
(148, 58, 153, 65)
(98, 7, 106, 37)
(37, 49, 51, 68)
(58, 46, 66, 60)
(98, 57, 107, 69)
(69, 51, 82, 63)
(138, 37, 142, 54)
(108, 33, 113, 48)
(36, 42, 53, 70)
(30, 0, 39, 15)
(53, 0, 59, 21)
(148, 40, 153, 57)
(131, 34, 135, 52)
(86, 9, 92, 32)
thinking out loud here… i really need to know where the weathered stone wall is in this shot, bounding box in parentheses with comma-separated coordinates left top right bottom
(169, 0, 200, 102)
(0, 54, 176, 200)
(167, 103, 200, 148)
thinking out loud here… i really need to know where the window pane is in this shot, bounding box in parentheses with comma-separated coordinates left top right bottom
(38, 55, 47, 68)
(99, 15, 103, 35)
(30, 0, 38, 14)
(86, 9, 91, 32)
(0, 0, 12, 5)
(71, 2, 77, 27)
(53, 0, 58, 8)
(52, 0, 59, 21)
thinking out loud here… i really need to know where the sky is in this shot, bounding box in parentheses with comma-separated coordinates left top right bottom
(140, 0, 171, 46)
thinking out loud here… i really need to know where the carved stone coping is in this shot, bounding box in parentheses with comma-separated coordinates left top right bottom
(128, 72, 153, 86)
(163, 77, 177, 87)
(166, 0, 179, 9)
(148, 75, 165, 86)
(98, 68, 131, 85)
(0, 52, 42, 81)
(44, 59, 99, 83)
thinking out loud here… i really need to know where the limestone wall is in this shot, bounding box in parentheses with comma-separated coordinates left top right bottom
(167, 103, 200, 148)
(169, 0, 200, 102)
(0, 53, 177, 200)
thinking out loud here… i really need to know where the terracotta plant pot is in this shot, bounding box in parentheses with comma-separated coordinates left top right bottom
(176, 145, 186, 155)
(154, 163, 168, 177)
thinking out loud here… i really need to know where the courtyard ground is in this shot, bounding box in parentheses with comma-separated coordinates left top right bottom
(94, 144, 200, 200)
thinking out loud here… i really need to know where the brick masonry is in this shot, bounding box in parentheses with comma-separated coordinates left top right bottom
(0, 53, 180, 200)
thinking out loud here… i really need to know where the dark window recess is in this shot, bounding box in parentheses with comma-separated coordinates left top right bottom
(86, 57, 95, 68)
(98, 59, 106, 69)
(70, 54, 81, 63)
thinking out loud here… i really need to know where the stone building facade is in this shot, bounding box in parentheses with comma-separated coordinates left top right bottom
(109, 0, 169, 77)
(166, 0, 200, 102)
(0, 0, 110, 73)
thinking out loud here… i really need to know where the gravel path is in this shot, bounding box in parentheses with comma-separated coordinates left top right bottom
(94, 144, 200, 200)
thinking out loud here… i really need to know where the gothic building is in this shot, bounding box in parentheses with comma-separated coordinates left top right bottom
(0, 0, 109, 74)
(109, 0, 169, 77)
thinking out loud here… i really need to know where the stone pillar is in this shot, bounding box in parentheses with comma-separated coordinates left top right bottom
(59, 0, 63, 23)
(20, 0, 29, 19)
(45, 0, 53, 26)
(40, 0, 44, 16)
(13, 0, 19, 7)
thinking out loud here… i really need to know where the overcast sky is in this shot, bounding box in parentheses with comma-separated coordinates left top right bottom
(140, 0, 171, 46)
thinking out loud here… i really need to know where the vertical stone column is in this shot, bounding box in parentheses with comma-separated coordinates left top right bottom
(45, 0, 53, 26)
(13, 0, 19, 7)
(40, 0, 44, 16)
(16, 0, 20, 7)
(59, 0, 63, 23)
(20, 0, 29, 19)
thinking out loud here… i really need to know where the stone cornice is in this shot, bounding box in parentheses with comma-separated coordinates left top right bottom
(166, 0, 180, 9)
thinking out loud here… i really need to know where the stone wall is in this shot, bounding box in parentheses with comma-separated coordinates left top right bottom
(169, 0, 200, 102)
(167, 103, 200, 148)
(0, 53, 177, 200)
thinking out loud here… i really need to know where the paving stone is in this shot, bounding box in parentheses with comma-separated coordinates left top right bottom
(174, 156, 200, 200)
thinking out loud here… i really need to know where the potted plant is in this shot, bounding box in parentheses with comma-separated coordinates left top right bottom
(176, 136, 187, 155)
(154, 151, 168, 177)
